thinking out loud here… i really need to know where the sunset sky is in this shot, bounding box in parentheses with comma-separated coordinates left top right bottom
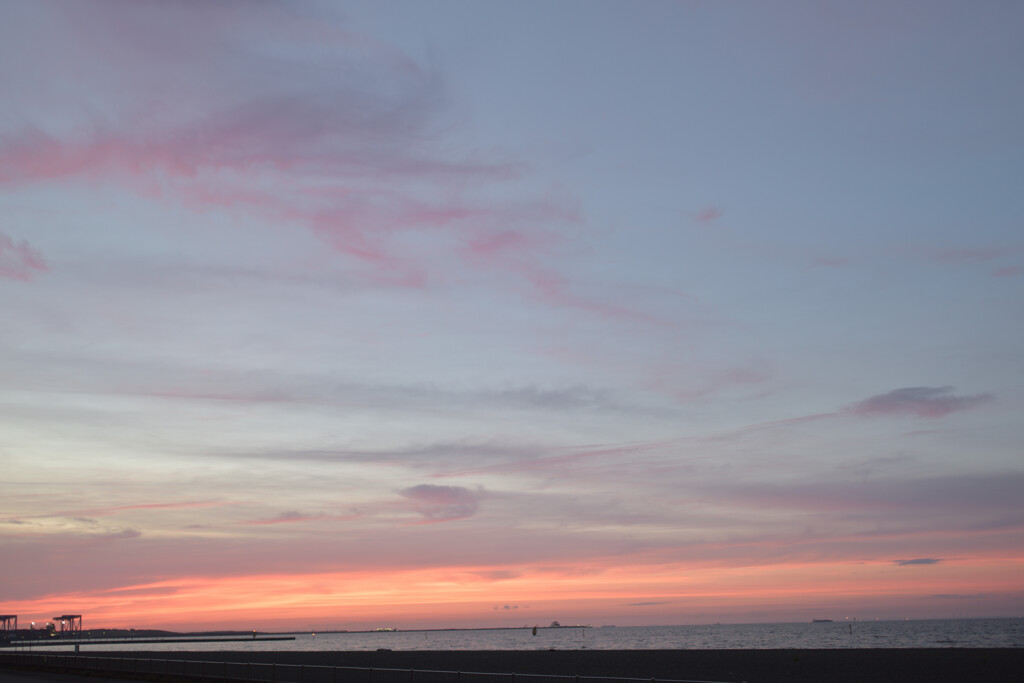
(2, 0, 1023, 632)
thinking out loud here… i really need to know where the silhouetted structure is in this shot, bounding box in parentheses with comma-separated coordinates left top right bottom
(52, 615, 82, 636)
(0, 616, 16, 632)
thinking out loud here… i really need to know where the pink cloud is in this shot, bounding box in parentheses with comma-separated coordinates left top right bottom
(847, 386, 993, 418)
(88, 501, 224, 515)
(709, 471, 1024, 524)
(1, 500, 224, 524)
(246, 511, 321, 526)
(240, 511, 359, 526)
(0, 232, 47, 281)
(453, 194, 671, 323)
(922, 246, 1020, 263)
(0, 100, 501, 187)
(464, 230, 534, 256)
(99, 584, 183, 598)
(735, 386, 992, 435)
(642, 359, 775, 405)
(92, 528, 142, 542)
(993, 265, 1021, 277)
(1, 2, 639, 323)
(0, 1, 542, 282)
(894, 557, 943, 566)
(445, 187, 660, 323)
(521, 266, 665, 324)
(894, 244, 1024, 268)
(437, 438, 679, 479)
(695, 207, 721, 223)
(0, 96, 573, 292)
(399, 484, 484, 521)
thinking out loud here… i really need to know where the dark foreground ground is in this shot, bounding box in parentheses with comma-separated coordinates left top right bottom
(48, 648, 1024, 683)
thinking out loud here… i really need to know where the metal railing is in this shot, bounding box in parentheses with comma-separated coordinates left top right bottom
(0, 652, 733, 683)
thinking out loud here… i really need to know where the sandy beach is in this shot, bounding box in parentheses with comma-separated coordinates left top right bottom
(35, 648, 1021, 683)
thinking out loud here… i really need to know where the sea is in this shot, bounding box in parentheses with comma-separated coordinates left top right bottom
(23, 618, 1024, 652)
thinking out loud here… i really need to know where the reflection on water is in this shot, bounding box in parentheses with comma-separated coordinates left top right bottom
(26, 618, 1024, 653)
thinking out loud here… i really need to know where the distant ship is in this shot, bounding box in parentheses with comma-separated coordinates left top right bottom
(811, 619, 833, 623)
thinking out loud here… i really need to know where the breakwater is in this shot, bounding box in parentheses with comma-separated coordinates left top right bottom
(2, 635, 295, 648)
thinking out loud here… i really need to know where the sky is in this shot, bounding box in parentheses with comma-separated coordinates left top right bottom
(1, 0, 1023, 632)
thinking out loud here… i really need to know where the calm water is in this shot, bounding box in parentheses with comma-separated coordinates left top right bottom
(26, 618, 1024, 652)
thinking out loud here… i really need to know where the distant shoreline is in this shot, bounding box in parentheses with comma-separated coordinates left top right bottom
(6, 617, 1019, 641)
(0, 625, 586, 650)
(278, 626, 590, 635)
(1, 625, 582, 643)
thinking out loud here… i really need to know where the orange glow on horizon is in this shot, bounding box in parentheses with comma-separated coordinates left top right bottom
(8, 555, 1023, 631)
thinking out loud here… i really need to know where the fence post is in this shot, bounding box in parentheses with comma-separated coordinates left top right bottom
(301, 664, 306, 683)
(273, 662, 277, 682)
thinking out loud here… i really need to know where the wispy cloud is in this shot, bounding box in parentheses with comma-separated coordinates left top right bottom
(522, 266, 666, 324)
(847, 386, 993, 418)
(472, 570, 521, 581)
(99, 584, 183, 598)
(435, 438, 680, 479)
(894, 558, 942, 566)
(1, 501, 224, 524)
(0, 100, 526, 281)
(0, 2, 579, 297)
(695, 207, 721, 224)
(1, 348, 636, 416)
(645, 361, 773, 403)
(992, 265, 1021, 277)
(0, 232, 47, 281)
(92, 528, 142, 543)
(400, 484, 485, 522)
(242, 511, 328, 526)
(904, 245, 1023, 265)
(240, 509, 363, 526)
(709, 472, 1024, 519)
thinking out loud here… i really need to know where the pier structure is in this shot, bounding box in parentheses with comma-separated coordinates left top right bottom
(53, 615, 82, 636)
(0, 616, 15, 632)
